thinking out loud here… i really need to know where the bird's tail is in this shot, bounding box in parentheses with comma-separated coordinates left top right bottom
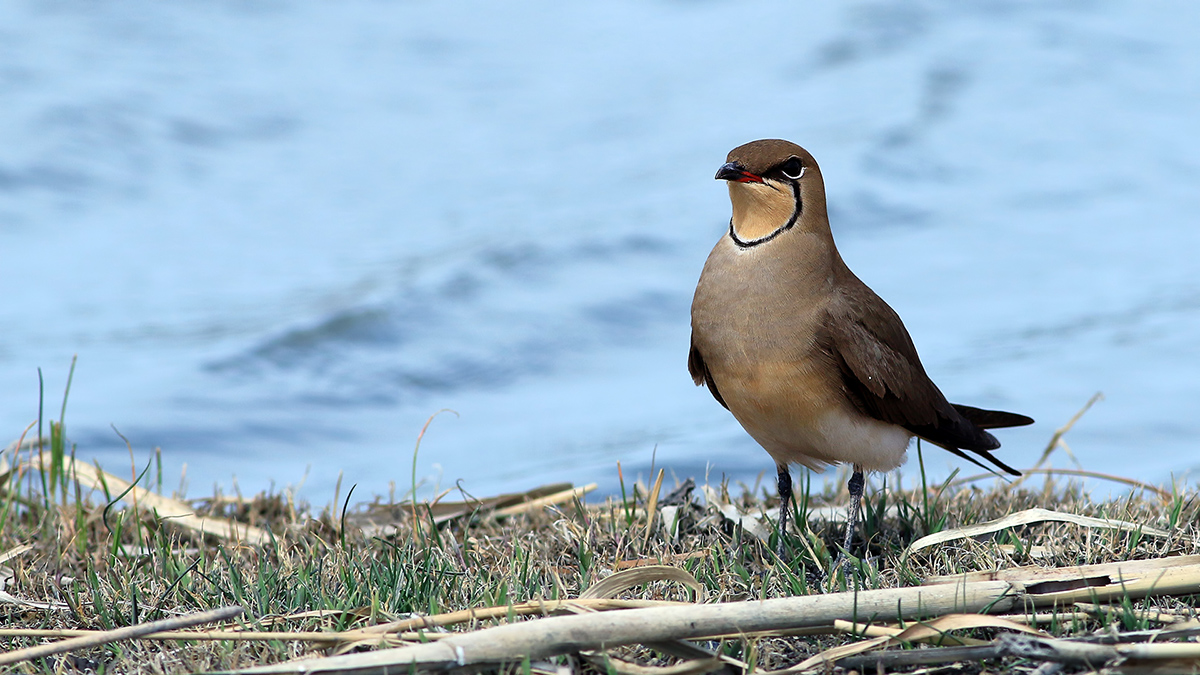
(952, 404, 1034, 430)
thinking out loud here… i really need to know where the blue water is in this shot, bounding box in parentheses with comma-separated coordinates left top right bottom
(2, 1, 1198, 500)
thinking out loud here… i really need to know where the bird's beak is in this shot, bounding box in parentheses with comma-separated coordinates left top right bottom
(715, 162, 763, 183)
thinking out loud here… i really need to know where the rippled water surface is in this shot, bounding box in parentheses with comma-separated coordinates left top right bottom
(2, 2, 1198, 499)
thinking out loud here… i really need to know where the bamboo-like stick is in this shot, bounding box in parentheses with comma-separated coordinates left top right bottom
(357, 597, 688, 635)
(926, 555, 1200, 607)
(832, 619, 986, 645)
(231, 580, 1016, 673)
(840, 633, 1200, 671)
(996, 611, 1091, 626)
(491, 484, 597, 518)
(231, 556, 1200, 674)
(615, 550, 710, 570)
(834, 643, 1001, 670)
(1073, 601, 1185, 625)
(0, 628, 450, 643)
(0, 605, 244, 667)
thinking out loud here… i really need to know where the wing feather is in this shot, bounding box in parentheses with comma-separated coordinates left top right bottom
(822, 281, 1022, 476)
(688, 334, 728, 410)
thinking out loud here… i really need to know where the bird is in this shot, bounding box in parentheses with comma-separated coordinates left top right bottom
(688, 139, 1033, 565)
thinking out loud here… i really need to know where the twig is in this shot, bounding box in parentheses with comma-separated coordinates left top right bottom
(924, 555, 1200, 604)
(0, 605, 243, 667)
(1073, 601, 1185, 625)
(0, 543, 33, 566)
(832, 619, 986, 646)
(615, 551, 710, 570)
(995, 633, 1118, 668)
(492, 484, 598, 518)
(995, 611, 1091, 626)
(0, 627, 451, 643)
(1070, 622, 1200, 644)
(836, 629, 1200, 671)
(950, 468, 1170, 499)
(581, 650, 731, 675)
(781, 614, 1048, 673)
(357, 597, 688, 635)
(1027, 392, 1104, 475)
(833, 643, 1002, 670)
(833, 633, 1118, 671)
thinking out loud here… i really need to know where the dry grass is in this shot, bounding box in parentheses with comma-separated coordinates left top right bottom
(0, 435, 1197, 674)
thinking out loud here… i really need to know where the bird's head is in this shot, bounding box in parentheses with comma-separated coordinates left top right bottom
(716, 139, 824, 246)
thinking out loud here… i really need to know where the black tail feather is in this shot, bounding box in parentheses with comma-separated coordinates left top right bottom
(953, 404, 1034, 430)
(923, 439, 1023, 477)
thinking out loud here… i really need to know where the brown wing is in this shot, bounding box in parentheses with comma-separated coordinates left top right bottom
(688, 333, 728, 410)
(822, 280, 1023, 476)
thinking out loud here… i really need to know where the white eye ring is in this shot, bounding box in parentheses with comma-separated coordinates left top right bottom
(782, 165, 805, 181)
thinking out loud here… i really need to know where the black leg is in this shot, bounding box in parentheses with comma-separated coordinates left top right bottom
(776, 463, 792, 558)
(842, 465, 864, 557)
(830, 464, 865, 577)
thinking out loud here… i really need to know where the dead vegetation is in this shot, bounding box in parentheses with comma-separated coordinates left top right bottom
(2, 420, 1200, 672)
(0, 410, 1198, 673)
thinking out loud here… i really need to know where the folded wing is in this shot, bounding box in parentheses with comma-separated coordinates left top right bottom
(821, 283, 1030, 477)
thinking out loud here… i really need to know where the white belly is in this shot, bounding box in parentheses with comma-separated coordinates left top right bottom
(738, 406, 914, 473)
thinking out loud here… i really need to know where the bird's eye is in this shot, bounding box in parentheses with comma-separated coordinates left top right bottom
(780, 157, 804, 180)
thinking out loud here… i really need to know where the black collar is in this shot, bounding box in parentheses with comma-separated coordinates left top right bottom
(728, 182, 802, 249)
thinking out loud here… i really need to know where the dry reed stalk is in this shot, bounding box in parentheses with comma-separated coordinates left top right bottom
(581, 654, 729, 675)
(953, 467, 1172, 498)
(1026, 392, 1104, 475)
(1073, 601, 1187, 625)
(356, 597, 689, 636)
(232, 580, 1016, 673)
(615, 550, 711, 570)
(491, 484, 598, 518)
(231, 556, 1200, 674)
(0, 543, 32, 566)
(924, 554, 1200, 607)
(0, 627, 451, 643)
(784, 614, 1048, 673)
(0, 605, 244, 667)
(996, 611, 1092, 625)
(27, 454, 269, 545)
(904, 506, 1170, 558)
(833, 619, 985, 645)
(835, 632, 1200, 671)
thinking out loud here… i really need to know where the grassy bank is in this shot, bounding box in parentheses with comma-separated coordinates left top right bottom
(0, 429, 1197, 673)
